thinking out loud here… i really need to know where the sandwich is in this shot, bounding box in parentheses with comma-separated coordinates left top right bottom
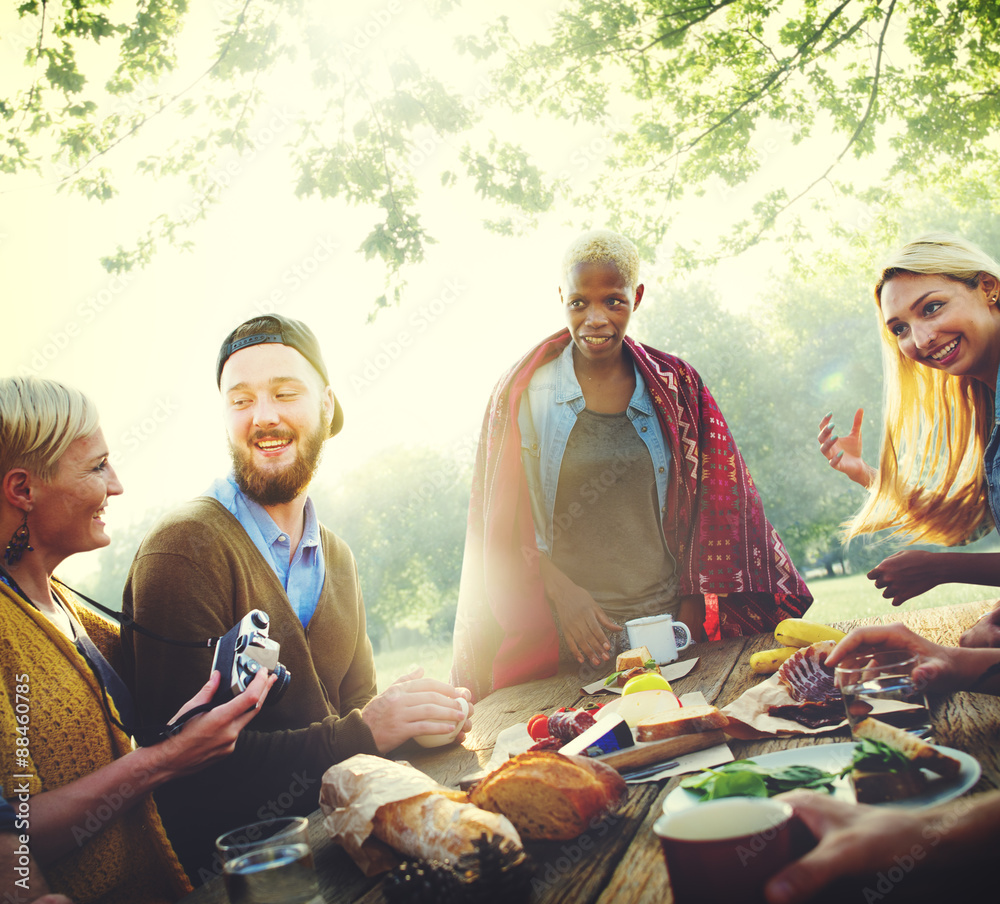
(604, 646, 661, 686)
(848, 718, 961, 804)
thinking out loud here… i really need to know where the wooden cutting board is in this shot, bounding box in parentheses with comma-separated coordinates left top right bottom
(594, 729, 727, 771)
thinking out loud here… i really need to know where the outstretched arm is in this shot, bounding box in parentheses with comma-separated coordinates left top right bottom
(765, 789, 1000, 904)
(825, 622, 1000, 695)
(867, 549, 1000, 607)
(817, 409, 876, 489)
(18, 669, 271, 864)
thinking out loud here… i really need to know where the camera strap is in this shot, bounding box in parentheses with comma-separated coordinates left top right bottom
(50, 578, 219, 649)
(48, 578, 227, 746)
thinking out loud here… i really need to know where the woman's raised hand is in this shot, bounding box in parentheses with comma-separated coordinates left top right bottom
(151, 668, 274, 780)
(817, 408, 875, 489)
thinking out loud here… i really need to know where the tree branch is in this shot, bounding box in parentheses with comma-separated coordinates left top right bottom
(738, 0, 896, 248)
(40, 0, 256, 190)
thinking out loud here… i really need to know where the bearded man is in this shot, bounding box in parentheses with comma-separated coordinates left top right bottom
(121, 316, 471, 883)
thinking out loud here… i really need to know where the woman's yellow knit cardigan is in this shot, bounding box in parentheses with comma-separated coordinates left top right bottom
(0, 580, 191, 903)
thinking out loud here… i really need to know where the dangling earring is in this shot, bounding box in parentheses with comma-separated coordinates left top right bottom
(4, 513, 33, 566)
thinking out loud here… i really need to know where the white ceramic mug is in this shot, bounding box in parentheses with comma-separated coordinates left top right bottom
(625, 614, 692, 665)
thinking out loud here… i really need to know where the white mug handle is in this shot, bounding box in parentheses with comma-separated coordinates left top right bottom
(673, 621, 692, 651)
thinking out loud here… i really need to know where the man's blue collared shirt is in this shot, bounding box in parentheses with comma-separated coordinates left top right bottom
(205, 475, 324, 627)
(517, 341, 672, 554)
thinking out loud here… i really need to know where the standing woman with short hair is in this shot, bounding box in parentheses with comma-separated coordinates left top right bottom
(453, 229, 812, 700)
(818, 234, 1000, 645)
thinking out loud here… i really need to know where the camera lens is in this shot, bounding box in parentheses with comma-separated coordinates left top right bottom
(266, 663, 291, 705)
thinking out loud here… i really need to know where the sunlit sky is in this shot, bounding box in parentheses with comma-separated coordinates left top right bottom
(1, 1, 882, 584)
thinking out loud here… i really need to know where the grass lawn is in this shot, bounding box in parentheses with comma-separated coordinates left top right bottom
(805, 571, 997, 623)
(371, 574, 999, 687)
(372, 640, 455, 686)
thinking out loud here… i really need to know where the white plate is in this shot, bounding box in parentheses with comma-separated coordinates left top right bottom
(663, 742, 981, 813)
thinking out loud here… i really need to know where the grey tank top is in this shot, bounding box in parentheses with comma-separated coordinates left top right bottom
(550, 408, 677, 625)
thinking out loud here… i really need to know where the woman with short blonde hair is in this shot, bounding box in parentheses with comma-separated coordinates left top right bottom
(0, 376, 273, 903)
(453, 229, 812, 699)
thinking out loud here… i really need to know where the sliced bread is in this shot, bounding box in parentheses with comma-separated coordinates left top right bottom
(635, 704, 729, 742)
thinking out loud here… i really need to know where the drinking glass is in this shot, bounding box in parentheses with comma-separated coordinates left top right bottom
(216, 816, 311, 863)
(834, 649, 932, 739)
(222, 843, 321, 904)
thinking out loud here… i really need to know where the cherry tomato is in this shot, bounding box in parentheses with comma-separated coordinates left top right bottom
(527, 713, 550, 741)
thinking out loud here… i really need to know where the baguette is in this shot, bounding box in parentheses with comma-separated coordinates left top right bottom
(469, 751, 626, 841)
(320, 753, 521, 873)
(372, 791, 521, 863)
(635, 704, 729, 742)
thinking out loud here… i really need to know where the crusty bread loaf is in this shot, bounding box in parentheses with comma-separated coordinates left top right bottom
(616, 646, 653, 671)
(853, 718, 960, 778)
(320, 753, 521, 873)
(635, 704, 728, 742)
(469, 751, 627, 841)
(372, 791, 521, 862)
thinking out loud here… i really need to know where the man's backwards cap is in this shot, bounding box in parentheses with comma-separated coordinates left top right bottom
(216, 314, 343, 437)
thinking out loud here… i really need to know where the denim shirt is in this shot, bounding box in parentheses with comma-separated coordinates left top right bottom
(985, 370, 1000, 529)
(517, 341, 672, 554)
(205, 475, 325, 627)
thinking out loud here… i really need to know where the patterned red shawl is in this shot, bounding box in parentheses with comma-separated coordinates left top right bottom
(451, 331, 812, 701)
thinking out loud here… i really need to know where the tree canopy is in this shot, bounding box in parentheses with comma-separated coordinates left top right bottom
(4, 1, 999, 308)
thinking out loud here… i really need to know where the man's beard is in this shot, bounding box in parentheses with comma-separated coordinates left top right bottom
(230, 418, 327, 506)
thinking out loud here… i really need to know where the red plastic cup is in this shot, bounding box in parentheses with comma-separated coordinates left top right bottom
(654, 798, 796, 904)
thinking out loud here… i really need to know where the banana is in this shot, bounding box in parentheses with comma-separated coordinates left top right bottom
(749, 646, 799, 674)
(773, 618, 846, 648)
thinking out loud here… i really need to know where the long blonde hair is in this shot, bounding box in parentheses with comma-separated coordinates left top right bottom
(847, 234, 1000, 546)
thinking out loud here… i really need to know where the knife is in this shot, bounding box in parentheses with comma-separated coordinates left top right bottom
(619, 760, 679, 781)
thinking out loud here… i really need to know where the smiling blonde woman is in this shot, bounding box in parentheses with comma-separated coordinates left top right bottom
(818, 233, 1000, 643)
(0, 377, 272, 903)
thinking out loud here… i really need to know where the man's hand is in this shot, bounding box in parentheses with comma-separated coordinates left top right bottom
(361, 668, 474, 753)
(538, 555, 622, 666)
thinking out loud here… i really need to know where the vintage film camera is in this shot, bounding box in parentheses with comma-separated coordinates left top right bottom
(210, 609, 291, 706)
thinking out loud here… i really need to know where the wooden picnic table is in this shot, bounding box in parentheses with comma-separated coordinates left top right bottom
(182, 599, 1000, 904)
